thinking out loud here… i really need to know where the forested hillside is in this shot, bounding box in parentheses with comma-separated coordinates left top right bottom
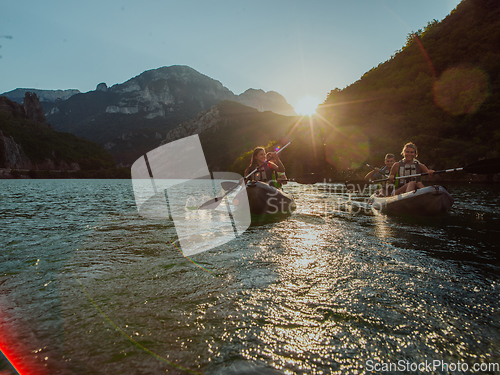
(315, 0, 500, 175)
(0, 97, 116, 174)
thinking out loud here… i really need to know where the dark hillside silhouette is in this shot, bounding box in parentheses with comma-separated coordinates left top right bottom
(314, 0, 500, 176)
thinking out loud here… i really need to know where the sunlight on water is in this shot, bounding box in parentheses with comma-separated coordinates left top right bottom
(0, 181, 499, 374)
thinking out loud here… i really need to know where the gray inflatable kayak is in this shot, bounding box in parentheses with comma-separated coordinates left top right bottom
(234, 181, 296, 219)
(369, 185, 454, 216)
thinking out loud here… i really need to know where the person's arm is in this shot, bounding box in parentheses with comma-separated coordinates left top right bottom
(267, 152, 285, 173)
(364, 170, 375, 181)
(365, 167, 385, 181)
(388, 162, 399, 183)
(420, 164, 434, 177)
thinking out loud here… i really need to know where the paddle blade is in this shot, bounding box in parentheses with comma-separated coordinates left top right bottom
(344, 180, 370, 193)
(464, 158, 500, 174)
(221, 181, 240, 191)
(197, 197, 223, 210)
(293, 174, 324, 184)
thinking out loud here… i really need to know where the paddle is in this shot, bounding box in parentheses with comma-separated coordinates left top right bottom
(345, 157, 500, 192)
(345, 164, 388, 192)
(366, 163, 389, 175)
(198, 141, 292, 210)
(372, 157, 500, 183)
(219, 173, 323, 191)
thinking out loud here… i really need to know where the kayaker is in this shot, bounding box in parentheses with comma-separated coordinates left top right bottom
(365, 153, 396, 196)
(364, 153, 395, 181)
(388, 142, 434, 194)
(244, 147, 285, 183)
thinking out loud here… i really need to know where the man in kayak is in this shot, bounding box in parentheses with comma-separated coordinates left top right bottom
(244, 147, 285, 183)
(388, 142, 434, 195)
(364, 153, 395, 181)
(365, 153, 396, 196)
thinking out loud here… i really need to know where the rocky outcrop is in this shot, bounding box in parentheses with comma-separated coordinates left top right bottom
(23, 92, 47, 124)
(0, 96, 25, 117)
(108, 65, 236, 116)
(0, 130, 32, 169)
(96, 83, 108, 92)
(0, 130, 81, 170)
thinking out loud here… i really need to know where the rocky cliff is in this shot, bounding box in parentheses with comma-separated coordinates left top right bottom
(0, 128, 80, 170)
(0, 129, 33, 169)
(39, 65, 296, 166)
(0, 96, 114, 171)
(23, 92, 48, 125)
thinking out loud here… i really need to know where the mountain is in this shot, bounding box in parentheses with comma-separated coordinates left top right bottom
(313, 0, 500, 176)
(0, 96, 115, 173)
(159, 100, 317, 177)
(2, 88, 81, 103)
(237, 89, 296, 116)
(29, 65, 295, 166)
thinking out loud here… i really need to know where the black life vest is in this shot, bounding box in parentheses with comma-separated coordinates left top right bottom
(373, 165, 389, 180)
(250, 162, 274, 182)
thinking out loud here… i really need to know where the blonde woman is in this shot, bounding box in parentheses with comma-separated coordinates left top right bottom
(388, 142, 434, 195)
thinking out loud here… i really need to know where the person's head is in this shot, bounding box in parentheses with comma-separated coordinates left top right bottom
(250, 147, 266, 166)
(384, 153, 395, 168)
(401, 143, 418, 161)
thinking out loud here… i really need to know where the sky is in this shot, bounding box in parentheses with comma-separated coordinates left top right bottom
(1, 0, 462, 114)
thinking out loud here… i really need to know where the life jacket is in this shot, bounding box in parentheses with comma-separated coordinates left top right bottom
(395, 159, 421, 188)
(373, 165, 389, 180)
(270, 171, 284, 189)
(249, 162, 274, 182)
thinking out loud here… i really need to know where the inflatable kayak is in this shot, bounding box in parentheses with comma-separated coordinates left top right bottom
(368, 185, 454, 216)
(233, 181, 296, 220)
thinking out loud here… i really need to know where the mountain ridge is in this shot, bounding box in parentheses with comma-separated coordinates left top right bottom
(16, 65, 296, 166)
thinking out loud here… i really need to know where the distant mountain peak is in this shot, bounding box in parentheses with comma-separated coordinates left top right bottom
(1, 88, 81, 103)
(238, 88, 296, 116)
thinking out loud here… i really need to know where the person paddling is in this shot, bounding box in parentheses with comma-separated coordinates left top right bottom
(388, 142, 434, 195)
(244, 147, 285, 184)
(364, 153, 395, 181)
(365, 153, 396, 196)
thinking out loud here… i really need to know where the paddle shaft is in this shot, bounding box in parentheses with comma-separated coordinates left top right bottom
(371, 167, 463, 183)
(366, 163, 389, 177)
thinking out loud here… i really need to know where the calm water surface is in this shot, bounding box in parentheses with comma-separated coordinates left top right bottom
(0, 180, 499, 374)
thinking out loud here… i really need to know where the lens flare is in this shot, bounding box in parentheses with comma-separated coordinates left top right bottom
(434, 66, 489, 115)
(323, 126, 370, 170)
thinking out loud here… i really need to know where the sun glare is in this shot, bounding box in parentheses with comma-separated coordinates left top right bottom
(295, 96, 322, 116)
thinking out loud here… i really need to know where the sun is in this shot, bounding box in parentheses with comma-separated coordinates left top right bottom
(295, 96, 322, 116)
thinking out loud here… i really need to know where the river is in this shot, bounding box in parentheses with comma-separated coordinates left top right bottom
(0, 179, 499, 374)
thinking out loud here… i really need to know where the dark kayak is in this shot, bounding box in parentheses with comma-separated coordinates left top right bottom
(368, 185, 454, 216)
(233, 181, 296, 220)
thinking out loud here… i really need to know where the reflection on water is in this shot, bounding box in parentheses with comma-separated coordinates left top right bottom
(0, 180, 499, 374)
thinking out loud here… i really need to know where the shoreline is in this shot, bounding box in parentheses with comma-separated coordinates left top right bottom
(0, 168, 498, 184)
(0, 168, 131, 179)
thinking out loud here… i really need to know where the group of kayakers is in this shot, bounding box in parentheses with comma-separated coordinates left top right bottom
(243, 141, 435, 196)
(364, 142, 435, 196)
